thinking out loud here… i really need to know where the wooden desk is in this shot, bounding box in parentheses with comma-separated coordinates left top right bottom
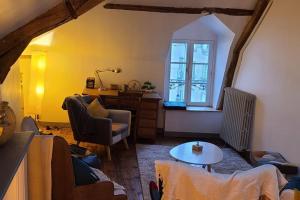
(82, 88, 161, 142)
(83, 88, 119, 96)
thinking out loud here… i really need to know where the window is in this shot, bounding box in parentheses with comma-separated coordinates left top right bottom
(168, 40, 214, 106)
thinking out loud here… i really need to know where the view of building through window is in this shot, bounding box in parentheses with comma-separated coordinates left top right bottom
(168, 41, 212, 106)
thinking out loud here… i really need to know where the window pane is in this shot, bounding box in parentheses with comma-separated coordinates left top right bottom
(191, 64, 208, 103)
(171, 43, 187, 63)
(169, 82, 185, 102)
(191, 84, 207, 103)
(192, 64, 208, 83)
(170, 63, 186, 81)
(193, 43, 210, 63)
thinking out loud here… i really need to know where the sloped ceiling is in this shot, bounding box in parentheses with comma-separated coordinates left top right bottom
(0, 0, 61, 38)
(106, 0, 257, 9)
(0, 0, 257, 39)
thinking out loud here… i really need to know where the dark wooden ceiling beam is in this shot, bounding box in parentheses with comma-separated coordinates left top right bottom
(0, 0, 103, 83)
(104, 3, 254, 16)
(216, 0, 271, 110)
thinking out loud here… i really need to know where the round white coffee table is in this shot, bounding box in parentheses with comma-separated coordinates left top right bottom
(169, 141, 223, 172)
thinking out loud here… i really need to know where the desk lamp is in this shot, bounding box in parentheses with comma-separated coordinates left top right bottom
(95, 68, 122, 90)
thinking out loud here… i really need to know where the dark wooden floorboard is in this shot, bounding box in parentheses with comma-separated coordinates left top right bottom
(101, 143, 143, 200)
(100, 135, 226, 200)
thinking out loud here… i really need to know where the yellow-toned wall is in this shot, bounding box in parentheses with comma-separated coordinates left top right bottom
(37, 5, 250, 123)
(0, 62, 23, 130)
(38, 8, 199, 122)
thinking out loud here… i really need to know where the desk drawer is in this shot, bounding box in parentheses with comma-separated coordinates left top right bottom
(140, 101, 158, 110)
(104, 98, 120, 106)
(139, 119, 156, 128)
(139, 110, 157, 119)
(138, 128, 156, 139)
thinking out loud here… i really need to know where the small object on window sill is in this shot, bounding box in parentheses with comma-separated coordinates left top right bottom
(192, 142, 203, 153)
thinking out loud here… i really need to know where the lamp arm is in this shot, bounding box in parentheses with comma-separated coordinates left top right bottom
(95, 70, 105, 90)
(95, 68, 121, 89)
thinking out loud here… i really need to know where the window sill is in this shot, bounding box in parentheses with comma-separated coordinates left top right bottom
(164, 106, 221, 112)
(186, 106, 221, 112)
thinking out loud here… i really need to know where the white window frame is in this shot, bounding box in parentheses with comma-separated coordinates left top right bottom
(167, 40, 215, 107)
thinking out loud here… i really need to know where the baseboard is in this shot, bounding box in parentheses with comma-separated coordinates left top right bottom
(164, 131, 220, 139)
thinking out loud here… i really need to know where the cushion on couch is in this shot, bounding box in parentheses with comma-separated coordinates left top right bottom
(112, 123, 128, 136)
(284, 176, 300, 190)
(72, 156, 99, 186)
(81, 155, 101, 169)
(87, 98, 109, 118)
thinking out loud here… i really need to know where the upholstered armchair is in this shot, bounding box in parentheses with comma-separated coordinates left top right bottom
(62, 95, 131, 160)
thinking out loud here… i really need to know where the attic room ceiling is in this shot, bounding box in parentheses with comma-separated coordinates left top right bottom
(105, 0, 257, 9)
(0, 0, 61, 38)
(0, 0, 257, 38)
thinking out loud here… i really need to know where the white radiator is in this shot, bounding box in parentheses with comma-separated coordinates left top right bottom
(221, 87, 256, 152)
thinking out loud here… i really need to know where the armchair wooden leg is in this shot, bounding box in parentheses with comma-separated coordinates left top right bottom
(123, 138, 129, 150)
(105, 146, 112, 161)
(76, 141, 80, 146)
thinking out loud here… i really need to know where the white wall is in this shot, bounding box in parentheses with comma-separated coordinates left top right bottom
(197, 15, 236, 108)
(165, 110, 223, 134)
(234, 0, 300, 165)
(213, 34, 235, 108)
(172, 17, 216, 41)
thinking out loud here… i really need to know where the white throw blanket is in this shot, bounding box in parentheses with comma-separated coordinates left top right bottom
(91, 167, 126, 196)
(155, 160, 287, 200)
(27, 135, 54, 200)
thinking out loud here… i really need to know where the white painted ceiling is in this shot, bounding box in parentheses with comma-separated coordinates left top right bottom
(0, 0, 257, 39)
(0, 0, 61, 38)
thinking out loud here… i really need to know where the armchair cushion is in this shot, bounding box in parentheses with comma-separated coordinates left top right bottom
(87, 98, 109, 118)
(112, 123, 128, 136)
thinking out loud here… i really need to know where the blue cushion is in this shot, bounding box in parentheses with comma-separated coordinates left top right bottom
(284, 176, 300, 190)
(81, 155, 101, 169)
(71, 156, 99, 186)
(163, 101, 186, 110)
